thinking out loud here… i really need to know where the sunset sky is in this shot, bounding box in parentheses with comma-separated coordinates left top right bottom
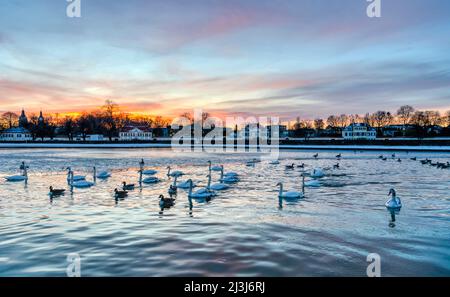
(1, 0, 449, 121)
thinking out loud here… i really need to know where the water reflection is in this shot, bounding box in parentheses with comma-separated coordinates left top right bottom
(0, 148, 449, 276)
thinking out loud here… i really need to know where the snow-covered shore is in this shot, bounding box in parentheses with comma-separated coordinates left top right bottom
(0, 143, 449, 151)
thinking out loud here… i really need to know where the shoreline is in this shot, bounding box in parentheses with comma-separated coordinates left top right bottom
(0, 143, 450, 152)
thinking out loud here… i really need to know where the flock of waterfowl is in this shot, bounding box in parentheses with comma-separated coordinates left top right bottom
(3, 152, 448, 213)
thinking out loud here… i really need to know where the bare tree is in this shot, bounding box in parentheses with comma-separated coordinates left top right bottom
(424, 110, 441, 126)
(396, 105, 415, 136)
(2, 112, 19, 128)
(327, 115, 339, 128)
(314, 118, 324, 131)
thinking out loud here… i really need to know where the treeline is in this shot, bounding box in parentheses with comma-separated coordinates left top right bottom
(0, 100, 171, 141)
(1, 103, 449, 140)
(292, 105, 450, 138)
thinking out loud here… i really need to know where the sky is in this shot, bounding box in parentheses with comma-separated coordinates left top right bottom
(0, 0, 450, 121)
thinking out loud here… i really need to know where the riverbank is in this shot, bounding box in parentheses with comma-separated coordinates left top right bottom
(1, 142, 450, 152)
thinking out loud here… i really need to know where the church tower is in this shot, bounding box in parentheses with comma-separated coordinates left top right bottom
(18, 109, 28, 127)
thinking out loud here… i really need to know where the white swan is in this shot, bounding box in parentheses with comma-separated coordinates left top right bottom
(277, 182, 304, 199)
(69, 172, 94, 188)
(385, 188, 402, 209)
(311, 168, 325, 178)
(207, 160, 222, 172)
(5, 164, 28, 182)
(221, 165, 238, 178)
(208, 173, 229, 191)
(167, 166, 184, 177)
(187, 179, 215, 199)
(66, 167, 85, 182)
(194, 175, 219, 196)
(220, 166, 239, 183)
(168, 176, 178, 194)
(304, 179, 321, 187)
(142, 176, 160, 184)
(138, 159, 158, 175)
(142, 169, 158, 175)
(95, 167, 111, 179)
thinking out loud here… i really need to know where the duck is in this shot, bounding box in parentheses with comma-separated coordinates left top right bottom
(187, 179, 215, 199)
(397, 158, 402, 163)
(385, 188, 402, 209)
(159, 194, 175, 208)
(285, 163, 295, 170)
(410, 157, 417, 161)
(114, 188, 128, 198)
(276, 182, 304, 199)
(381, 157, 387, 161)
(66, 167, 85, 182)
(310, 168, 325, 178)
(378, 155, 384, 159)
(166, 166, 184, 177)
(313, 153, 319, 159)
(333, 163, 340, 169)
(122, 181, 135, 191)
(297, 163, 305, 168)
(49, 186, 65, 196)
(336, 154, 342, 159)
(391, 153, 396, 158)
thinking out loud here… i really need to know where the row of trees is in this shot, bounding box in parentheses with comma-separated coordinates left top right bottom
(0, 100, 171, 141)
(292, 106, 450, 138)
(1, 103, 449, 140)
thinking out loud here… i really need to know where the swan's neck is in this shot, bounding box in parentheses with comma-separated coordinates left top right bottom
(207, 175, 211, 189)
(220, 169, 224, 180)
(172, 176, 178, 186)
(302, 175, 305, 193)
(279, 184, 283, 196)
(188, 182, 193, 196)
(167, 167, 171, 176)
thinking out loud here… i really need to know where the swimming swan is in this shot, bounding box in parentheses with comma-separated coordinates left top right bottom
(69, 172, 94, 188)
(311, 168, 325, 178)
(5, 166, 28, 182)
(167, 166, 184, 177)
(96, 167, 112, 179)
(188, 179, 215, 199)
(139, 159, 158, 175)
(277, 182, 304, 199)
(385, 188, 402, 209)
(66, 167, 85, 182)
(208, 172, 229, 191)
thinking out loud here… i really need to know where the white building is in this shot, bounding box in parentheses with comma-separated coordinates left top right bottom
(87, 134, 104, 141)
(0, 127, 33, 142)
(119, 126, 153, 141)
(342, 123, 376, 140)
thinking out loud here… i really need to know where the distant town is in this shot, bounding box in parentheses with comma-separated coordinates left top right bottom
(1, 100, 449, 143)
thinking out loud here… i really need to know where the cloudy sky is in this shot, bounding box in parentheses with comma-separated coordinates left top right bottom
(0, 0, 449, 120)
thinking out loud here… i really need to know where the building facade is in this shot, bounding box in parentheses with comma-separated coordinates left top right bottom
(0, 127, 33, 142)
(119, 126, 153, 141)
(342, 123, 376, 140)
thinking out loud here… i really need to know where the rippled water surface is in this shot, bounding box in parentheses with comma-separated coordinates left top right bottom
(0, 148, 449, 276)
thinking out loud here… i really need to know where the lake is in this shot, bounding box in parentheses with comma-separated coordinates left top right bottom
(0, 148, 449, 276)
